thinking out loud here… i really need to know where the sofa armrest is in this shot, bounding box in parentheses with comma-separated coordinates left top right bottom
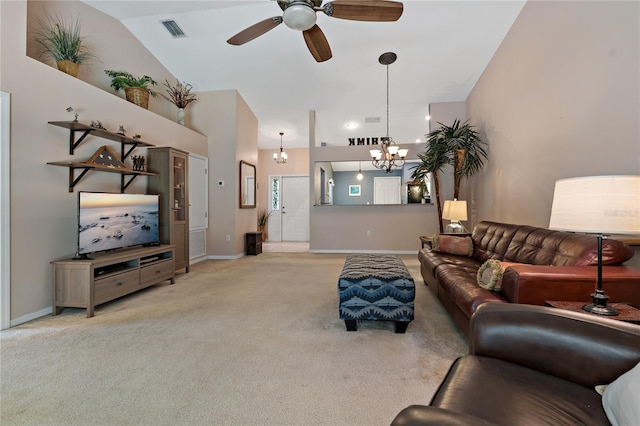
(500, 264, 640, 307)
(469, 303, 640, 388)
(390, 405, 498, 426)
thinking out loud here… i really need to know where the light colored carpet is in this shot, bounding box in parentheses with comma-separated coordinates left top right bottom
(0, 253, 467, 426)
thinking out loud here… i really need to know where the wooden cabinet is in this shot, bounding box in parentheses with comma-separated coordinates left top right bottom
(246, 232, 262, 255)
(147, 147, 190, 272)
(51, 245, 175, 318)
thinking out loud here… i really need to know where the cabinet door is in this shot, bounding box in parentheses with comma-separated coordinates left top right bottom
(173, 154, 187, 222)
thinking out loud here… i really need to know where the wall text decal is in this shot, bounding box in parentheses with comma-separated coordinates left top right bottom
(348, 137, 380, 146)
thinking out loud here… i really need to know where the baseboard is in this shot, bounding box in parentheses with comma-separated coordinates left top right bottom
(188, 255, 208, 265)
(309, 249, 418, 255)
(206, 253, 244, 260)
(10, 306, 52, 327)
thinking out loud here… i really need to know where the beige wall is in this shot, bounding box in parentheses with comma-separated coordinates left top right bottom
(466, 0, 640, 265)
(189, 90, 259, 258)
(467, 0, 639, 226)
(1, 1, 207, 323)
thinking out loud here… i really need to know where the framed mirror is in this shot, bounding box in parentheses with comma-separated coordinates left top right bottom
(239, 160, 256, 209)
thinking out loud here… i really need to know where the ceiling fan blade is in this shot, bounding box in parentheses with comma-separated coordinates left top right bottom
(323, 0, 403, 22)
(303, 25, 332, 62)
(227, 16, 283, 45)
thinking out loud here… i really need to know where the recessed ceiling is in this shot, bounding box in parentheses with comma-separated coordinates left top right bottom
(83, 0, 526, 150)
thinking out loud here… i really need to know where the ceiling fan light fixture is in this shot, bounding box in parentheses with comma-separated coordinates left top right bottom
(283, 3, 317, 31)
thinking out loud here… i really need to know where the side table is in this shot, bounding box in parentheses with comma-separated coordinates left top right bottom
(419, 235, 432, 249)
(246, 231, 262, 255)
(545, 300, 640, 324)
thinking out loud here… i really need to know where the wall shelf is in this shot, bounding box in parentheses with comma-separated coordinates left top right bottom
(48, 121, 154, 160)
(47, 161, 156, 193)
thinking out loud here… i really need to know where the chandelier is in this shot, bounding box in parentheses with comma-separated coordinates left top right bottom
(370, 52, 408, 173)
(274, 132, 288, 164)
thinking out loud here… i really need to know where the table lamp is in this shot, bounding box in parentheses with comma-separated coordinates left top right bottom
(443, 199, 468, 233)
(548, 175, 640, 316)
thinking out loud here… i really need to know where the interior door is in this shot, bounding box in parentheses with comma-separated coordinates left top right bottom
(282, 176, 309, 241)
(373, 176, 401, 204)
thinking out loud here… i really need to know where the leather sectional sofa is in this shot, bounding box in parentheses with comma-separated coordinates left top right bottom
(419, 221, 640, 336)
(391, 303, 640, 426)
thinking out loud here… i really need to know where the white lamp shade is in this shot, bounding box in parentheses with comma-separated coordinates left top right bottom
(549, 175, 640, 234)
(442, 200, 468, 221)
(398, 148, 408, 158)
(387, 145, 399, 155)
(370, 149, 382, 160)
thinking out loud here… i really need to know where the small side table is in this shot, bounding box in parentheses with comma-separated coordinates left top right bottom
(545, 300, 640, 324)
(246, 231, 262, 255)
(419, 236, 432, 249)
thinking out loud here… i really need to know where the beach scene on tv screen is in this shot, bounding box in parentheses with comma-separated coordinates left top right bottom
(79, 193, 159, 254)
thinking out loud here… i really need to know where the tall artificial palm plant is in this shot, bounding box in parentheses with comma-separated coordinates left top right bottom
(411, 119, 488, 232)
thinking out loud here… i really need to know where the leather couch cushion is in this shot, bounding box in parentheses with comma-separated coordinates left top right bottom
(436, 265, 506, 316)
(432, 355, 610, 425)
(471, 222, 520, 264)
(503, 227, 634, 266)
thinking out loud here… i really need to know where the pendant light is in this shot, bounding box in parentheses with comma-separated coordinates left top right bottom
(370, 52, 408, 173)
(274, 132, 288, 164)
(357, 161, 363, 180)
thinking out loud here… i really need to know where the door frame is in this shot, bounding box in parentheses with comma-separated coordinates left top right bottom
(267, 174, 309, 242)
(1, 91, 11, 329)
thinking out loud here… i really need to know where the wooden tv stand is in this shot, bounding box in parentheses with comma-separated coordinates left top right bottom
(51, 245, 175, 318)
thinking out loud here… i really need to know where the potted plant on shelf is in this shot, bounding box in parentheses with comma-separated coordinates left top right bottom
(163, 79, 197, 125)
(104, 70, 158, 109)
(257, 209, 273, 241)
(34, 14, 96, 77)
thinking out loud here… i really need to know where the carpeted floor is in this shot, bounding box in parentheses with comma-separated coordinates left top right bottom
(0, 253, 467, 426)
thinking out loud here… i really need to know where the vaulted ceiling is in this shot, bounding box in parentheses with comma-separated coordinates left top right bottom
(84, 0, 526, 149)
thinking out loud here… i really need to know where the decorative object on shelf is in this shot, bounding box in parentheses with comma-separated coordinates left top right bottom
(370, 52, 408, 173)
(549, 175, 640, 316)
(274, 132, 288, 164)
(117, 125, 126, 136)
(410, 119, 487, 232)
(90, 120, 106, 130)
(33, 13, 96, 77)
(257, 209, 273, 241)
(104, 70, 158, 109)
(163, 79, 197, 125)
(442, 199, 468, 233)
(131, 155, 145, 171)
(66, 106, 79, 122)
(133, 134, 141, 140)
(87, 145, 126, 169)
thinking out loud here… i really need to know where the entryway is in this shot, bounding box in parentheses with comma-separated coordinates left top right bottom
(267, 175, 309, 244)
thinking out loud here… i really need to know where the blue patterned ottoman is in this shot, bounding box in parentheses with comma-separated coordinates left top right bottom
(338, 254, 415, 333)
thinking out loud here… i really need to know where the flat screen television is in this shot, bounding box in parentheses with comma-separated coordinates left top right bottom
(77, 191, 160, 258)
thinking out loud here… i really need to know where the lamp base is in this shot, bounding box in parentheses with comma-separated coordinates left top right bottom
(582, 289, 619, 316)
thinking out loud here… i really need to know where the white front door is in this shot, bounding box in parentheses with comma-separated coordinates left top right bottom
(281, 176, 309, 241)
(373, 176, 401, 204)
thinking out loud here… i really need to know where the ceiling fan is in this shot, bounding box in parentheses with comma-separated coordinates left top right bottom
(227, 0, 404, 62)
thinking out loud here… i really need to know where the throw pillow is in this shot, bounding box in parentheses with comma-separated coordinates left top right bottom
(431, 234, 473, 257)
(477, 260, 520, 291)
(602, 361, 640, 426)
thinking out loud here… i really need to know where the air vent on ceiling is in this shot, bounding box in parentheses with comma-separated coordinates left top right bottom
(365, 117, 381, 123)
(161, 20, 186, 38)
